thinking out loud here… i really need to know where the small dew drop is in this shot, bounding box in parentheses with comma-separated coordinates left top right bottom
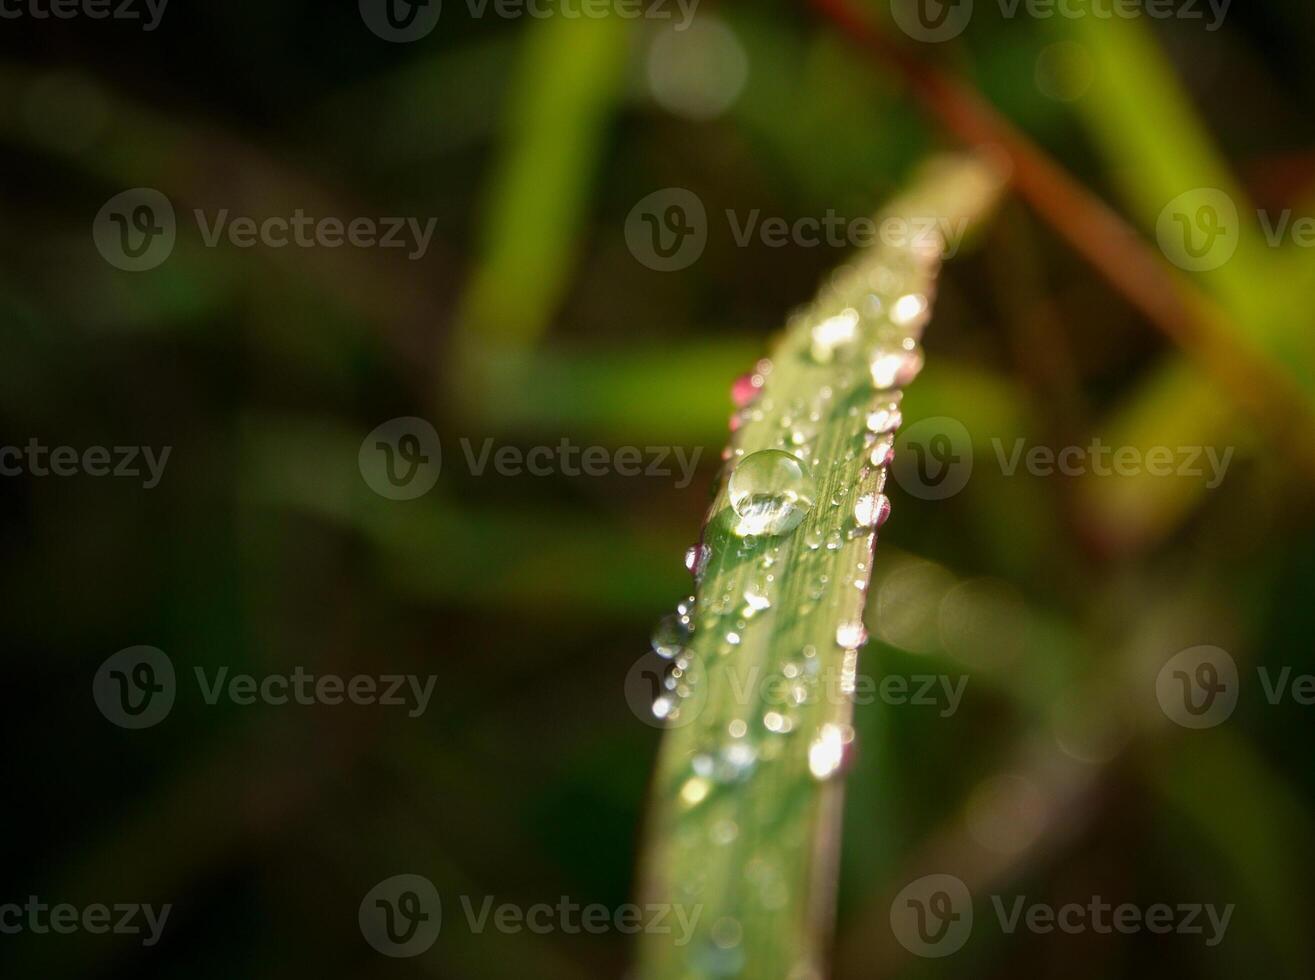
(652, 613, 692, 658)
(891, 293, 929, 328)
(730, 371, 764, 408)
(866, 406, 903, 435)
(869, 347, 925, 390)
(764, 710, 793, 734)
(854, 492, 891, 529)
(810, 308, 860, 362)
(808, 723, 851, 780)
(836, 621, 868, 648)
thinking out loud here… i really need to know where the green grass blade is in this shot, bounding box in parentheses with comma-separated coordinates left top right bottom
(635, 156, 1003, 980)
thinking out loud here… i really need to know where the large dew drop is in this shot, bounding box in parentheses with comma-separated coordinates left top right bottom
(728, 450, 817, 537)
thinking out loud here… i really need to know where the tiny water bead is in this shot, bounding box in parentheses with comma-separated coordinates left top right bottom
(869, 344, 924, 390)
(854, 492, 891, 529)
(730, 371, 765, 408)
(652, 613, 691, 658)
(728, 450, 817, 537)
(809, 308, 859, 362)
(835, 621, 868, 648)
(684, 543, 710, 579)
(808, 723, 855, 780)
(866, 405, 903, 435)
(869, 436, 895, 467)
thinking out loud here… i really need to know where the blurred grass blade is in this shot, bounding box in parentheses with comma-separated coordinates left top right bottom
(635, 155, 1003, 979)
(1064, 16, 1315, 551)
(452, 9, 631, 375)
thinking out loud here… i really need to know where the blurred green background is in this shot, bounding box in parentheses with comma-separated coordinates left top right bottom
(3, 0, 1315, 977)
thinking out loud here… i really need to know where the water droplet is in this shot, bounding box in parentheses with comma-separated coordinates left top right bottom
(743, 586, 771, 612)
(810, 308, 860, 362)
(652, 613, 691, 658)
(728, 450, 817, 536)
(711, 818, 739, 845)
(869, 436, 894, 467)
(680, 775, 711, 806)
(891, 293, 929, 329)
(836, 621, 867, 648)
(854, 492, 891, 529)
(704, 741, 756, 782)
(685, 544, 710, 578)
(731, 371, 764, 408)
(764, 710, 793, 734)
(808, 723, 853, 780)
(804, 527, 824, 550)
(866, 406, 903, 434)
(869, 346, 924, 390)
